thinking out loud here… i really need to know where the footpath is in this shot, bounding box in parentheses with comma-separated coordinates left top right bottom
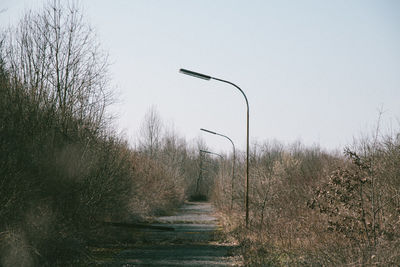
(93, 202, 242, 266)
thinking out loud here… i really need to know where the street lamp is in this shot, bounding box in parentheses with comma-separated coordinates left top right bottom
(199, 149, 223, 159)
(200, 128, 236, 210)
(196, 149, 223, 199)
(180, 68, 250, 227)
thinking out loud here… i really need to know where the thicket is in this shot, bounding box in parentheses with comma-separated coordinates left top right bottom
(135, 107, 216, 203)
(214, 135, 400, 265)
(0, 67, 132, 265)
(0, 2, 192, 266)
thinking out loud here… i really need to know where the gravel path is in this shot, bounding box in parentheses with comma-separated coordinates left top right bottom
(95, 202, 241, 266)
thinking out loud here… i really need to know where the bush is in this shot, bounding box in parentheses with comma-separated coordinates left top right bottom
(0, 64, 131, 264)
(0, 3, 190, 265)
(212, 137, 400, 265)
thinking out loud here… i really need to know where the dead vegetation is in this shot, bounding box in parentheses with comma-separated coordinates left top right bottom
(213, 136, 400, 266)
(0, 2, 196, 265)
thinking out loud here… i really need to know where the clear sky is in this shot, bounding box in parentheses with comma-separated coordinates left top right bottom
(1, 0, 399, 154)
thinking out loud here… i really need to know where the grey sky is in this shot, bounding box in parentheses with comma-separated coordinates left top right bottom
(1, 0, 399, 154)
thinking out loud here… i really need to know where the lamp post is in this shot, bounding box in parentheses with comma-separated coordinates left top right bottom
(200, 128, 236, 210)
(180, 68, 250, 227)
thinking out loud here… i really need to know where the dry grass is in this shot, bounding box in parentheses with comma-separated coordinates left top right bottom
(213, 138, 400, 266)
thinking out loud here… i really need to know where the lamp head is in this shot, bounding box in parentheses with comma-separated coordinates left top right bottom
(200, 128, 217, 135)
(179, 68, 211, 80)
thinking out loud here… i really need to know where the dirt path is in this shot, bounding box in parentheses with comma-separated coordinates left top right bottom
(94, 202, 241, 266)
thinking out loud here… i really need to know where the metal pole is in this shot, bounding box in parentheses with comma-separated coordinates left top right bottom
(211, 77, 249, 227)
(196, 151, 204, 195)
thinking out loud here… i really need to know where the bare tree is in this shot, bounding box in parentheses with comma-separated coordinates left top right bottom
(2, 0, 111, 132)
(139, 106, 163, 158)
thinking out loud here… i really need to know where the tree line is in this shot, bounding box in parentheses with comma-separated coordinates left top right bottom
(0, 2, 215, 265)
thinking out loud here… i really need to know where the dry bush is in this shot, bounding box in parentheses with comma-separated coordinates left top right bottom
(0, 67, 190, 264)
(129, 153, 186, 217)
(212, 159, 234, 208)
(214, 134, 400, 265)
(1, 2, 131, 264)
(213, 141, 346, 265)
(0, 2, 201, 265)
(0, 72, 133, 265)
(310, 135, 400, 265)
(137, 108, 217, 202)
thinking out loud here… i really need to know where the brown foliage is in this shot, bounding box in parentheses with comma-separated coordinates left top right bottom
(310, 143, 400, 264)
(214, 138, 400, 265)
(0, 2, 191, 265)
